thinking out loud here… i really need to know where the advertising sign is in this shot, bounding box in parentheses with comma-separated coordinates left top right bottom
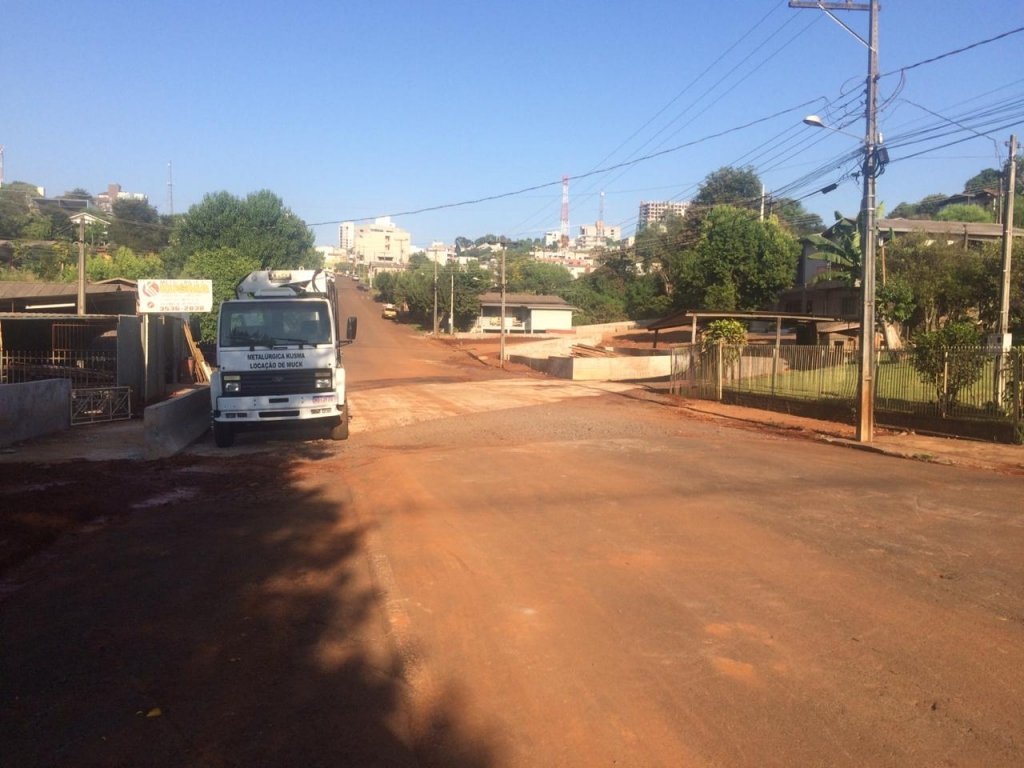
(137, 279, 213, 313)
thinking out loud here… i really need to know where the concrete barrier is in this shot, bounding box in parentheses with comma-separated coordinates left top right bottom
(144, 386, 210, 459)
(509, 352, 671, 382)
(0, 379, 72, 447)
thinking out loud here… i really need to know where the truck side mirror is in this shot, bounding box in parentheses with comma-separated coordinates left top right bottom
(346, 316, 358, 341)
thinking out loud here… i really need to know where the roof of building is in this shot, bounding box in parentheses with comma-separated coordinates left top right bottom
(878, 217, 1022, 239)
(0, 281, 135, 300)
(478, 292, 576, 310)
(645, 309, 844, 332)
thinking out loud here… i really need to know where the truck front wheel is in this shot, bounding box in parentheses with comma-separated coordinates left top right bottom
(329, 413, 349, 441)
(213, 421, 235, 448)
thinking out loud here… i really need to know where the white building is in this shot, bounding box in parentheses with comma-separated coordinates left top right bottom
(424, 241, 455, 263)
(94, 183, 147, 213)
(637, 200, 688, 231)
(352, 217, 412, 274)
(338, 222, 355, 251)
(315, 245, 348, 270)
(576, 222, 621, 250)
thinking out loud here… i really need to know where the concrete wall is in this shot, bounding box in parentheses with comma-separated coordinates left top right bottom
(0, 379, 71, 447)
(143, 386, 210, 459)
(509, 352, 671, 382)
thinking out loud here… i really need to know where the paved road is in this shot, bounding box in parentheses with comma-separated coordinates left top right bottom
(2, 280, 1022, 766)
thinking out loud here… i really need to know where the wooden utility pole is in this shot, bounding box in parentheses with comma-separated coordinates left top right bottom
(499, 249, 507, 369)
(790, 0, 879, 443)
(994, 134, 1017, 403)
(77, 216, 86, 315)
(997, 134, 1017, 345)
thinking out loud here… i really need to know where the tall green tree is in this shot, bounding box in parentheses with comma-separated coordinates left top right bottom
(670, 206, 799, 311)
(86, 247, 165, 281)
(181, 247, 261, 343)
(0, 182, 39, 239)
(693, 166, 762, 209)
(167, 190, 316, 276)
(504, 257, 572, 295)
(109, 198, 169, 252)
(773, 197, 824, 235)
(884, 233, 991, 332)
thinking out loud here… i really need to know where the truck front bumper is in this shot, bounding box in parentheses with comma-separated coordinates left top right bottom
(213, 393, 343, 423)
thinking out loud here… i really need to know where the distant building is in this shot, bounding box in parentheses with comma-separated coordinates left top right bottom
(352, 217, 412, 274)
(637, 200, 688, 231)
(338, 221, 355, 251)
(532, 249, 595, 279)
(94, 183, 147, 213)
(577, 222, 621, 250)
(424, 241, 454, 263)
(315, 245, 348, 269)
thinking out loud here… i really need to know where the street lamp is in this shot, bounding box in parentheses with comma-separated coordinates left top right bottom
(794, 0, 880, 443)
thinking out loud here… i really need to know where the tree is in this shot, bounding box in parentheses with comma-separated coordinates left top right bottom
(911, 321, 987, 416)
(885, 233, 991, 333)
(109, 198, 169, 252)
(934, 204, 993, 223)
(773, 197, 824, 235)
(624, 274, 671, 320)
(560, 280, 626, 325)
(963, 168, 1003, 193)
(505, 258, 572, 295)
(670, 206, 799, 311)
(180, 247, 260, 343)
(86, 247, 165, 281)
(168, 190, 316, 276)
(700, 318, 747, 353)
(693, 166, 762, 209)
(876, 277, 915, 327)
(802, 212, 862, 286)
(0, 182, 39, 239)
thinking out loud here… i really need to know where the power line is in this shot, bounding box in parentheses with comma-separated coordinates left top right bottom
(881, 26, 1024, 77)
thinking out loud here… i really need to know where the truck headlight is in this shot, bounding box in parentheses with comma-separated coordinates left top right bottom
(224, 374, 241, 393)
(315, 374, 332, 390)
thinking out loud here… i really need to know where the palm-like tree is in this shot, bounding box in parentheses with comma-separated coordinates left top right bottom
(803, 211, 863, 287)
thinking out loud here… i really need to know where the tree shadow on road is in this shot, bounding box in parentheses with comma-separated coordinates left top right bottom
(0, 452, 497, 767)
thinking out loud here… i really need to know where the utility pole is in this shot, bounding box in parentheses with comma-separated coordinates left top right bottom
(499, 248, 507, 369)
(994, 134, 1017, 402)
(791, 0, 879, 442)
(449, 267, 455, 334)
(77, 216, 86, 315)
(433, 257, 439, 335)
(167, 161, 174, 216)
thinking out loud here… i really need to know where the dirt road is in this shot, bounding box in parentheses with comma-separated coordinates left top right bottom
(2, 281, 1022, 766)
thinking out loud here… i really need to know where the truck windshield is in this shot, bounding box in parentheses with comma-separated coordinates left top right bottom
(220, 301, 333, 347)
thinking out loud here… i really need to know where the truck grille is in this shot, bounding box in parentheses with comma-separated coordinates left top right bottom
(237, 369, 330, 396)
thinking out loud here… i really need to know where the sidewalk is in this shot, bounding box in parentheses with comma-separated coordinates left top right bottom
(664, 395, 1024, 476)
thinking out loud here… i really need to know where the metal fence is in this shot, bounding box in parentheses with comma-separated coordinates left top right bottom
(1, 350, 117, 386)
(71, 387, 132, 424)
(671, 343, 1023, 428)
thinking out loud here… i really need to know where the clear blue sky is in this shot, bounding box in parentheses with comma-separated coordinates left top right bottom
(3, 1, 1022, 248)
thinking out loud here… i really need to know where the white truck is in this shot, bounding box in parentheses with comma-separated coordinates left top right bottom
(210, 269, 356, 448)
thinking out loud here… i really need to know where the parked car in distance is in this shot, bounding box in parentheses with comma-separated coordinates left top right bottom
(381, 303, 397, 319)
